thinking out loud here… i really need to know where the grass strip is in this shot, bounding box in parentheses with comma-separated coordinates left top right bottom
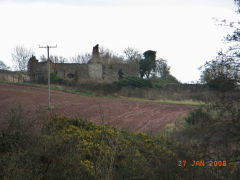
(121, 97, 206, 106)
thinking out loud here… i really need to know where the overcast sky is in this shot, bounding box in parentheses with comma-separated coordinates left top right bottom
(0, 0, 238, 82)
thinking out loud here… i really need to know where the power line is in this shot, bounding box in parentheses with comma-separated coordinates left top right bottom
(39, 45, 57, 109)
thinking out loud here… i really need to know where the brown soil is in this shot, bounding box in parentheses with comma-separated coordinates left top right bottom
(0, 83, 197, 133)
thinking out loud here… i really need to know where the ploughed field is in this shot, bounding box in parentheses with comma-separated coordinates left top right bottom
(0, 83, 196, 133)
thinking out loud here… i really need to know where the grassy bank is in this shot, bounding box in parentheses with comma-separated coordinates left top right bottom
(121, 97, 206, 106)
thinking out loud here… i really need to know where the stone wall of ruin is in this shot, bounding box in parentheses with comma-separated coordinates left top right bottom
(55, 63, 89, 81)
(103, 63, 139, 81)
(88, 63, 103, 80)
(29, 61, 139, 82)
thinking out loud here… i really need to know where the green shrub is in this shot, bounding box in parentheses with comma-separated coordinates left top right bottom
(0, 105, 29, 153)
(149, 76, 180, 88)
(114, 76, 153, 88)
(50, 72, 57, 82)
(50, 72, 69, 85)
(205, 75, 237, 92)
(74, 74, 79, 81)
(185, 108, 213, 125)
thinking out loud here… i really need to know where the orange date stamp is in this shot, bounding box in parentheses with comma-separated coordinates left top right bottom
(178, 160, 227, 167)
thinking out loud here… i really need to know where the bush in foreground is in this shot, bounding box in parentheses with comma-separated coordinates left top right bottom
(0, 106, 210, 180)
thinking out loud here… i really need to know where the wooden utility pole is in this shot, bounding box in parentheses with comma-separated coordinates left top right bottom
(39, 45, 57, 109)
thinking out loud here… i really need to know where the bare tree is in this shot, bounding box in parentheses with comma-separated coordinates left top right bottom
(69, 53, 91, 64)
(99, 46, 114, 59)
(100, 46, 124, 64)
(50, 55, 68, 63)
(40, 54, 68, 63)
(200, 51, 240, 91)
(40, 54, 47, 62)
(11, 45, 34, 71)
(123, 47, 142, 63)
(0, 60, 10, 70)
(155, 58, 170, 78)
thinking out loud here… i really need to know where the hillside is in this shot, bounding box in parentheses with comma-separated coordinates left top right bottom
(0, 82, 239, 179)
(0, 83, 196, 133)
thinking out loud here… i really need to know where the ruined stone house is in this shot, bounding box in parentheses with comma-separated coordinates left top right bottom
(27, 44, 139, 83)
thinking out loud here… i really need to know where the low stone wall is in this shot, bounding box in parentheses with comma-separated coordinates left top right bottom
(0, 70, 29, 83)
